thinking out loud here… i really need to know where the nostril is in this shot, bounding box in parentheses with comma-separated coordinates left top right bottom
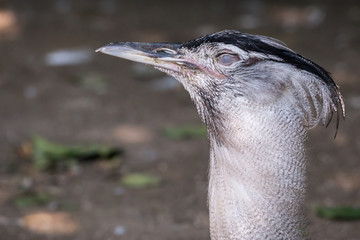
(154, 48, 177, 55)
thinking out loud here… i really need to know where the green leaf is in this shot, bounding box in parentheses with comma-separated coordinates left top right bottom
(13, 191, 52, 208)
(120, 173, 161, 189)
(32, 135, 124, 171)
(78, 72, 108, 94)
(162, 125, 207, 140)
(316, 206, 360, 220)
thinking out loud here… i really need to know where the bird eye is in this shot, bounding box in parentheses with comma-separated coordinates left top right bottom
(216, 53, 240, 66)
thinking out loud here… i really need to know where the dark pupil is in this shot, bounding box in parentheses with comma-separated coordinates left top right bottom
(218, 54, 238, 66)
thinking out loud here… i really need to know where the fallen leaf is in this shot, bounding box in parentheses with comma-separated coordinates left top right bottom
(97, 158, 124, 172)
(17, 142, 32, 158)
(316, 206, 360, 220)
(162, 125, 207, 140)
(13, 190, 52, 208)
(31, 135, 123, 171)
(0, 10, 19, 39)
(120, 173, 161, 189)
(335, 172, 360, 192)
(22, 211, 79, 235)
(113, 124, 153, 144)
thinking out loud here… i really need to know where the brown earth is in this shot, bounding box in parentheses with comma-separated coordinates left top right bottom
(0, 1, 359, 239)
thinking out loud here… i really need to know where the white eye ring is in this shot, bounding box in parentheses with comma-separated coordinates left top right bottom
(217, 53, 240, 66)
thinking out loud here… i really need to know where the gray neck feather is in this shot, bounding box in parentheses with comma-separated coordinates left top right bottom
(168, 47, 341, 240)
(208, 105, 308, 240)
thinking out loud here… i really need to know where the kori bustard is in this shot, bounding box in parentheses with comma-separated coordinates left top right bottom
(97, 30, 345, 240)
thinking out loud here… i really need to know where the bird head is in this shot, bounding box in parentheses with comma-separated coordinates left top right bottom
(97, 30, 344, 138)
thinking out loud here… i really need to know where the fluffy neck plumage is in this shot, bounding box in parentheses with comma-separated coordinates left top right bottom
(207, 105, 308, 240)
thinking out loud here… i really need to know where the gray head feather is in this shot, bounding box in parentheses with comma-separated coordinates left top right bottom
(167, 30, 345, 140)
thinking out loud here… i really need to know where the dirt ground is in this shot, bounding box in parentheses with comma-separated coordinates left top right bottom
(0, 1, 360, 239)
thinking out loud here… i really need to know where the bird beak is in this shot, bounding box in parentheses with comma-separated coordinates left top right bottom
(96, 42, 196, 73)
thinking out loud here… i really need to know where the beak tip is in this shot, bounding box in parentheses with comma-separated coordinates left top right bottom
(95, 47, 105, 53)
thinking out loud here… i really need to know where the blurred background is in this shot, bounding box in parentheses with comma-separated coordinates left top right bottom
(0, 0, 359, 239)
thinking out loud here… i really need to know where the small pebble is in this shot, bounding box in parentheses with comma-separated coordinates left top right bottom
(113, 187, 124, 196)
(24, 86, 37, 99)
(45, 48, 93, 66)
(114, 225, 126, 236)
(21, 177, 33, 189)
(0, 216, 10, 226)
(47, 201, 59, 211)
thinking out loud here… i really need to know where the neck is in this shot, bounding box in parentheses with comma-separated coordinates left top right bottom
(208, 106, 308, 240)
